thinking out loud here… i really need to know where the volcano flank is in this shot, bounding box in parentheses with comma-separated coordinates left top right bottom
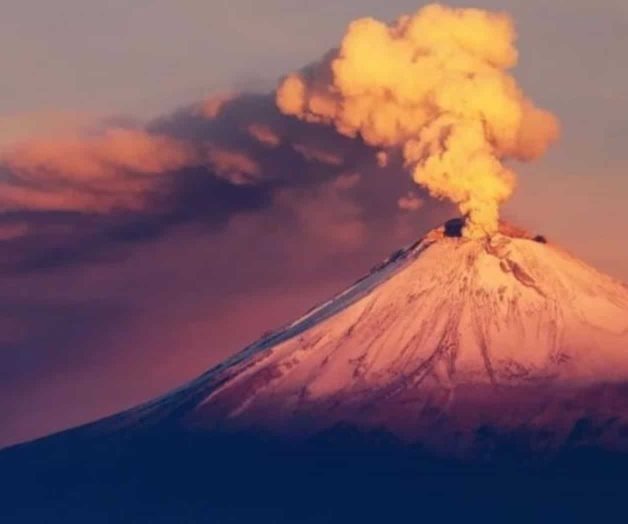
(3, 219, 628, 522)
(132, 218, 628, 454)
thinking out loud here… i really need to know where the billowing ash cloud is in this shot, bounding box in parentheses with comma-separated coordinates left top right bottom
(0, 90, 449, 274)
(276, 3, 560, 238)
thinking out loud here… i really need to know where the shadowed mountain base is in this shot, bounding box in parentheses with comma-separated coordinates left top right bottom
(2, 422, 628, 523)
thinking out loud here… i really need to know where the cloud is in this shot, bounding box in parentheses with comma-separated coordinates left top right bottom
(207, 144, 262, 184)
(200, 92, 236, 119)
(397, 192, 423, 211)
(1, 129, 199, 213)
(3, 128, 196, 181)
(274, 179, 366, 250)
(0, 222, 29, 241)
(276, 4, 560, 237)
(0, 91, 449, 275)
(0, 110, 94, 150)
(247, 123, 281, 147)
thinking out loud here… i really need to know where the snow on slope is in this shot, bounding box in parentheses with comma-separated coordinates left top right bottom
(73, 220, 628, 454)
(173, 221, 628, 451)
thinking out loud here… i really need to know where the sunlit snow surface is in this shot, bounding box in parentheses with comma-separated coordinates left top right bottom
(78, 223, 628, 455)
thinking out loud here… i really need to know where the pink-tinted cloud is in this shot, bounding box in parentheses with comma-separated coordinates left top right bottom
(3, 128, 197, 181)
(247, 123, 281, 148)
(0, 222, 29, 241)
(0, 182, 118, 213)
(0, 110, 94, 149)
(397, 192, 424, 211)
(1, 129, 199, 213)
(0, 92, 452, 280)
(200, 92, 236, 119)
(207, 144, 262, 185)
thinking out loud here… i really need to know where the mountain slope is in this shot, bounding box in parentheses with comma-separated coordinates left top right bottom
(55, 218, 628, 456)
(170, 220, 628, 452)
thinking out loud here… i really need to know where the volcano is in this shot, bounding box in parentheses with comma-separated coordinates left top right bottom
(3, 219, 628, 522)
(78, 218, 628, 452)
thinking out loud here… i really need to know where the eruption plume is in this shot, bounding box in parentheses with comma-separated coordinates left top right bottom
(276, 3, 559, 238)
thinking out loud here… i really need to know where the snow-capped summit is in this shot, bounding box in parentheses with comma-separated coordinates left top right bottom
(106, 218, 628, 454)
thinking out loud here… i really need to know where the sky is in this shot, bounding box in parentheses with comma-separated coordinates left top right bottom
(0, 0, 627, 447)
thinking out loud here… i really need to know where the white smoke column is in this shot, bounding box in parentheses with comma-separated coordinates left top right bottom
(276, 4, 560, 238)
